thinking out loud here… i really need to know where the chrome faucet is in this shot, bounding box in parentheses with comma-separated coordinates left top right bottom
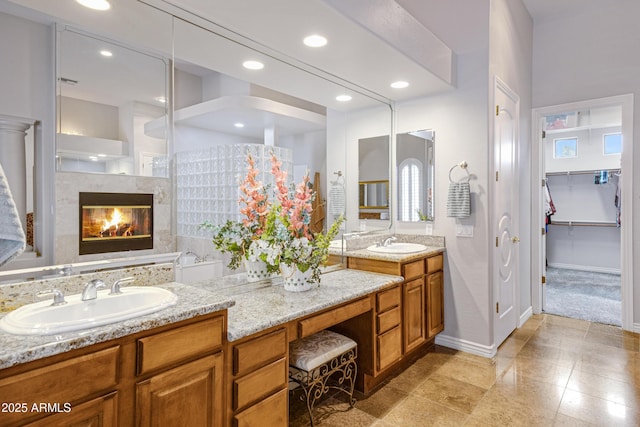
(381, 236, 397, 247)
(37, 289, 66, 306)
(81, 279, 106, 301)
(110, 277, 135, 295)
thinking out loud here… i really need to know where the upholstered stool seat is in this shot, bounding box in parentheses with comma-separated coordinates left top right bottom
(289, 330, 357, 426)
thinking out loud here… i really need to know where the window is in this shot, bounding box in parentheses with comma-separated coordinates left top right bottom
(553, 137, 578, 159)
(398, 158, 423, 221)
(603, 133, 622, 155)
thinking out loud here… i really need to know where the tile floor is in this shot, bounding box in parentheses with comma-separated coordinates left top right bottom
(289, 314, 640, 426)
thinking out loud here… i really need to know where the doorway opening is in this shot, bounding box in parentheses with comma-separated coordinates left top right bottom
(532, 95, 633, 330)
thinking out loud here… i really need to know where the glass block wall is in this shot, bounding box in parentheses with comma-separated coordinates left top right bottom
(176, 144, 293, 238)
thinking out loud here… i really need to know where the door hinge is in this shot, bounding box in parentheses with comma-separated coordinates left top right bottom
(496, 105, 500, 116)
(541, 227, 546, 235)
(495, 237, 499, 247)
(542, 130, 546, 139)
(542, 275, 546, 284)
(496, 171, 499, 181)
(541, 179, 546, 187)
(496, 302, 499, 313)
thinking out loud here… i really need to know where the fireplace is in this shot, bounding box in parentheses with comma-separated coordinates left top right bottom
(79, 192, 153, 255)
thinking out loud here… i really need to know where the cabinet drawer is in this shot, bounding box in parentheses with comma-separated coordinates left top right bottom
(298, 297, 371, 338)
(377, 325, 402, 372)
(234, 329, 287, 376)
(234, 357, 287, 411)
(403, 259, 425, 280)
(233, 387, 288, 427)
(427, 254, 443, 274)
(137, 316, 224, 376)
(377, 306, 401, 334)
(376, 285, 401, 312)
(0, 346, 119, 425)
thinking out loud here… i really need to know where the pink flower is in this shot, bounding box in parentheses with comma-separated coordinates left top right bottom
(271, 153, 293, 214)
(238, 154, 268, 234)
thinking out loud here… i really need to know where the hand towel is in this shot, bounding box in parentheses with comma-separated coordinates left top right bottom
(446, 181, 471, 218)
(0, 163, 26, 266)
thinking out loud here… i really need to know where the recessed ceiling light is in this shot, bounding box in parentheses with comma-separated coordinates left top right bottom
(97, 154, 107, 157)
(242, 60, 264, 70)
(89, 156, 99, 161)
(304, 35, 327, 47)
(76, 0, 111, 11)
(391, 81, 409, 89)
(336, 95, 352, 102)
(155, 96, 166, 104)
(99, 50, 113, 57)
(234, 123, 245, 128)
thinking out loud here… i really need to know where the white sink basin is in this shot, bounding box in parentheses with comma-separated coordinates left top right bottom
(0, 287, 178, 336)
(367, 242, 428, 254)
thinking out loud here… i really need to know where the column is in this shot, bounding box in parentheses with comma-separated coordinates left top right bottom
(0, 114, 34, 235)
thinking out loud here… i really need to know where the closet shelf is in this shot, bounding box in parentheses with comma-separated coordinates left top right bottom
(550, 220, 618, 227)
(545, 169, 620, 177)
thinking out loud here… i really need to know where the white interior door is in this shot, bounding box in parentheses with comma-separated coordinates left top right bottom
(494, 78, 519, 346)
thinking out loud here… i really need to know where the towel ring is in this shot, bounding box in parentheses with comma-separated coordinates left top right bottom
(449, 161, 470, 183)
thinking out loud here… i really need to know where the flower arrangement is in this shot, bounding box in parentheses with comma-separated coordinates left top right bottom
(203, 151, 344, 284)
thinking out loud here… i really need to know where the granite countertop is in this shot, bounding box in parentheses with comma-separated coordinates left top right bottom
(190, 268, 404, 341)
(329, 233, 446, 263)
(0, 282, 235, 370)
(336, 245, 445, 263)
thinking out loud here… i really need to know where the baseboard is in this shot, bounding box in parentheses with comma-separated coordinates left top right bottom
(547, 263, 621, 275)
(435, 334, 496, 358)
(519, 307, 533, 327)
(633, 323, 640, 334)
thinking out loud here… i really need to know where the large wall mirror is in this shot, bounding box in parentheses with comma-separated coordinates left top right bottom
(397, 129, 435, 222)
(56, 27, 169, 176)
(0, 1, 393, 279)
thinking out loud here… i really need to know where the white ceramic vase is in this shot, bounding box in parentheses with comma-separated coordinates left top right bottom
(281, 264, 317, 292)
(244, 259, 272, 282)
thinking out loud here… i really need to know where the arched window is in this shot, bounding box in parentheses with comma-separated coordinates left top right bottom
(398, 158, 423, 221)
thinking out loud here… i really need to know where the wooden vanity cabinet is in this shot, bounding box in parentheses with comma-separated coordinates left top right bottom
(135, 316, 226, 427)
(347, 252, 444, 390)
(227, 328, 289, 427)
(0, 312, 227, 427)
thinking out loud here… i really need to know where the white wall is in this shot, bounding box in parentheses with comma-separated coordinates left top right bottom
(396, 48, 491, 349)
(531, 1, 640, 324)
(0, 10, 55, 267)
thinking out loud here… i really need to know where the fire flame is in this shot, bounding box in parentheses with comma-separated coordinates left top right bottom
(102, 208, 123, 233)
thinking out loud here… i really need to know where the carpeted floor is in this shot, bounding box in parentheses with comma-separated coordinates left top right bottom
(543, 267, 621, 326)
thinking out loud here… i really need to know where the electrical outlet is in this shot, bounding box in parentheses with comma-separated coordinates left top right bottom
(425, 223, 433, 235)
(456, 224, 474, 237)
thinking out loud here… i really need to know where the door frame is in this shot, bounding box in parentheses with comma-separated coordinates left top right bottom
(492, 77, 520, 346)
(531, 94, 634, 330)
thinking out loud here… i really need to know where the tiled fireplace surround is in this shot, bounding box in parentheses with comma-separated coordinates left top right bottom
(55, 172, 172, 264)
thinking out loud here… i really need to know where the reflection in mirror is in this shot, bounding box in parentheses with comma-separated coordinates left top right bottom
(56, 28, 169, 176)
(358, 136, 390, 228)
(359, 181, 389, 208)
(397, 129, 435, 222)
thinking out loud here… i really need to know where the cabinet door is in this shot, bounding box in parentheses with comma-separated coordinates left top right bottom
(403, 278, 426, 353)
(426, 271, 444, 337)
(136, 353, 224, 427)
(377, 325, 402, 372)
(25, 391, 118, 427)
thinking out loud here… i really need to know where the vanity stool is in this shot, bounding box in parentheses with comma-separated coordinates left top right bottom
(289, 329, 357, 426)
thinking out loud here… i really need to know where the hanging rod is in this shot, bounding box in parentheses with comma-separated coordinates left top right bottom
(545, 169, 621, 177)
(550, 220, 618, 227)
